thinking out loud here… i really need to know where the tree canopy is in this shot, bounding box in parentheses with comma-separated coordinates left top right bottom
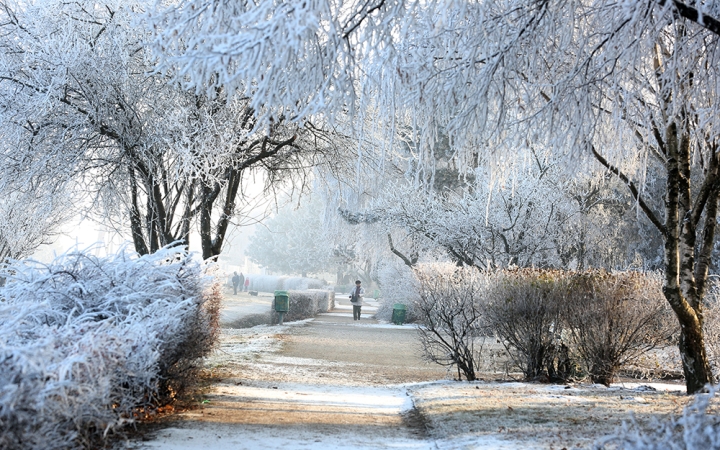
(0, 0, 718, 393)
(153, 0, 720, 393)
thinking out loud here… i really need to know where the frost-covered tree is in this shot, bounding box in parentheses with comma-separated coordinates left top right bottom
(0, 184, 73, 263)
(0, 0, 344, 261)
(0, 0, 199, 254)
(0, 132, 74, 261)
(246, 197, 334, 277)
(154, 0, 720, 393)
(372, 155, 661, 271)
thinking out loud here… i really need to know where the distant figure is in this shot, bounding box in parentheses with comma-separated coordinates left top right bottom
(239, 272, 245, 292)
(244, 277, 250, 292)
(232, 272, 241, 295)
(349, 280, 365, 321)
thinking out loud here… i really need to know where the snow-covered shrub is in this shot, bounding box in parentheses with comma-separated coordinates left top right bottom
(283, 276, 325, 290)
(414, 264, 488, 381)
(248, 274, 325, 292)
(375, 260, 420, 322)
(308, 288, 335, 313)
(0, 247, 219, 450)
(272, 289, 334, 323)
(486, 269, 673, 383)
(227, 312, 273, 328)
(563, 270, 672, 386)
(484, 268, 570, 381)
(594, 387, 720, 449)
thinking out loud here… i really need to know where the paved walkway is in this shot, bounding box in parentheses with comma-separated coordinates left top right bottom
(219, 291, 274, 326)
(121, 293, 448, 450)
(219, 291, 380, 325)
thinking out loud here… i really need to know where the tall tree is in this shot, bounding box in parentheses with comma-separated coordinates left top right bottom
(154, 0, 720, 393)
(246, 196, 334, 277)
(0, 0, 344, 260)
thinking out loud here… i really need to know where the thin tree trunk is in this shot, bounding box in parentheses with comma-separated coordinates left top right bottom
(129, 169, 149, 255)
(592, 124, 714, 393)
(199, 182, 217, 260)
(663, 122, 712, 394)
(146, 190, 160, 253)
(206, 168, 242, 258)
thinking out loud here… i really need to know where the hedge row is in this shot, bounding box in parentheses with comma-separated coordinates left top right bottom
(484, 268, 672, 385)
(247, 274, 326, 293)
(0, 247, 220, 449)
(405, 265, 673, 385)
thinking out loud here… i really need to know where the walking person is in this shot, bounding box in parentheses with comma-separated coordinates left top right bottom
(244, 276, 250, 292)
(349, 280, 365, 321)
(232, 272, 240, 295)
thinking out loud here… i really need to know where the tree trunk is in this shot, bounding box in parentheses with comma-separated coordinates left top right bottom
(679, 312, 712, 394)
(199, 182, 218, 260)
(129, 169, 149, 255)
(592, 120, 716, 394)
(663, 122, 713, 393)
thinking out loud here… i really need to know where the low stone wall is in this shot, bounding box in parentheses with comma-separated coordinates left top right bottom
(271, 289, 335, 324)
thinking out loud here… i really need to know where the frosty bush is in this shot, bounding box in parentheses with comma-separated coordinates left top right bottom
(485, 269, 570, 381)
(0, 247, 220, 450)
(227, 312, 272, 329)
(248, 274, 325, 292)
(414, 264, 487, 381)
(594, 387, 720, 450)
(272, 289, 335, 323)
(563, 271, 672, 386)
(308, 288, 335, 313)
(376, 261, 420, 323)
(486, 269, 673, 383)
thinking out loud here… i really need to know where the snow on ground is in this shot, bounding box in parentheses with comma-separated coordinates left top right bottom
(411, 380, 687, 449)
(215, 320, 313, 355)
(134, 426, 434, 450)
(119, 297, 692, 450)
(133, 381, 429, 450)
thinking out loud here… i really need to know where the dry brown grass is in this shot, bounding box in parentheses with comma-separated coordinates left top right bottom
(412, 380, 689, 449)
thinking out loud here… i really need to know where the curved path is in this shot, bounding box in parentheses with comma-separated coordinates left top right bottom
(124, 295, 449, 450)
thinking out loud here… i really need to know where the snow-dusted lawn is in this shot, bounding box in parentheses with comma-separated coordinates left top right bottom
(412, 380, 687, 449)
(120, 316, 692, 450)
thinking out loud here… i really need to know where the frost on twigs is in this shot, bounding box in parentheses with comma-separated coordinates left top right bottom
(413, 264, 488, 381)
(0, 246, 220, 450)
(595, 387, 720, 450)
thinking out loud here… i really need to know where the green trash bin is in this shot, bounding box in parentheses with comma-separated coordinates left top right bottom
(274, 290, 289, 325)
(391, 303, 407, 325)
